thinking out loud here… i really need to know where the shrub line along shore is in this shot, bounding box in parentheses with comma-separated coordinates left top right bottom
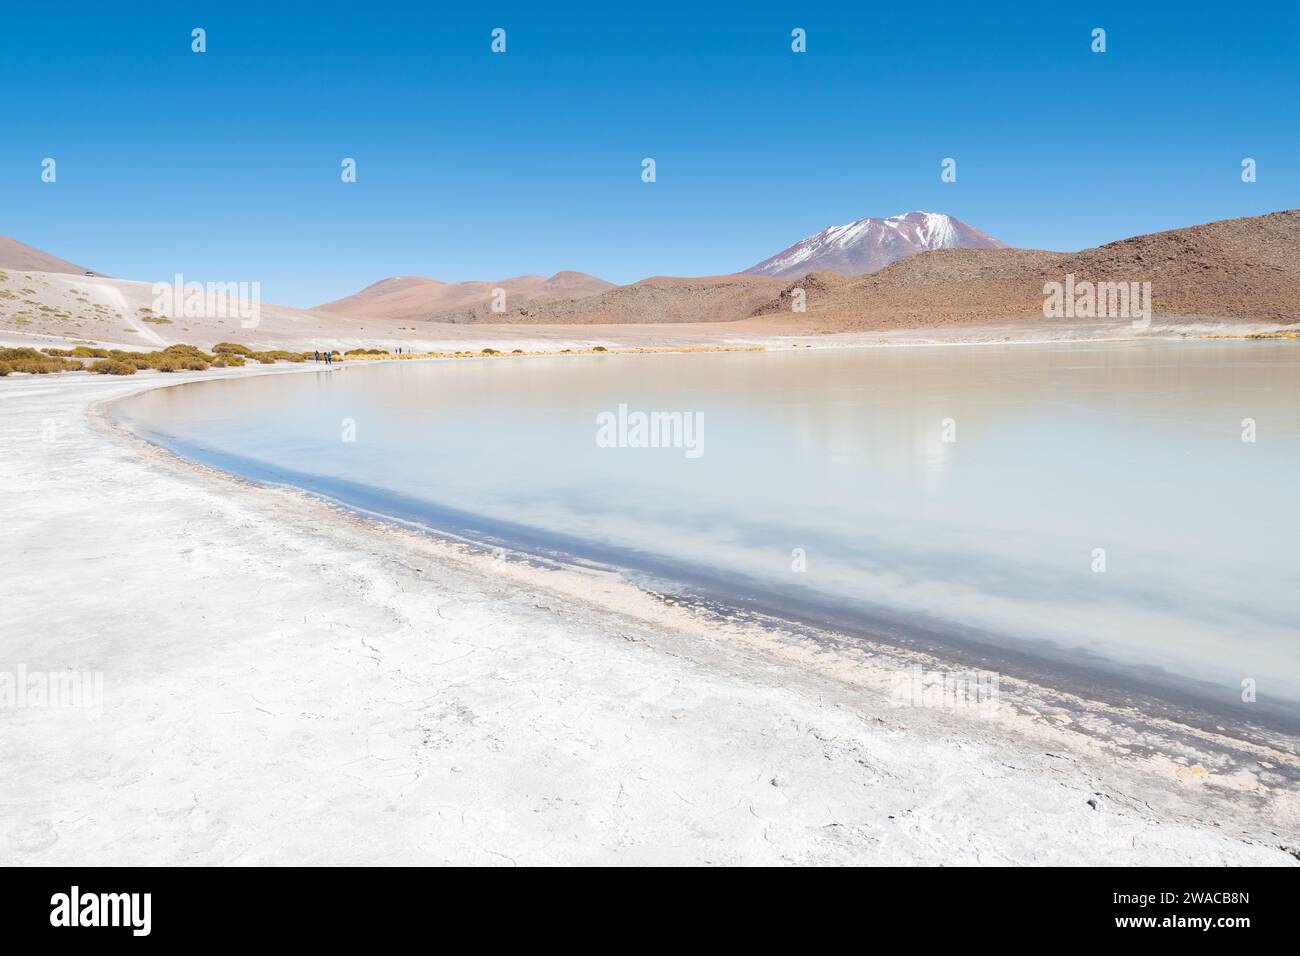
(0, 341, 767, 377)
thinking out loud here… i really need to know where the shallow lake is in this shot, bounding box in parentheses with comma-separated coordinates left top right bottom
(111, 340, 1300, 725)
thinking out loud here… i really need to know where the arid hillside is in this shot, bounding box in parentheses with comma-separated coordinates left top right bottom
(0, 237, 96, 276)
(0, 268, 789, 354)
(753, 210, 1300, 328)
(0, 269, 370, 351)
(318, 271, 614, 319)
(431, 274, 787, 324)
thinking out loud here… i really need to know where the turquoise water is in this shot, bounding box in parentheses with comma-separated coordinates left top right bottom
(111, 341, 1300, 723)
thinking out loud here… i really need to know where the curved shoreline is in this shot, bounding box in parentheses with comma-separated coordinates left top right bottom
(0, 362, 1295, 864)
(103, 347, 1300, 743)
(98, 366, 1300, 773)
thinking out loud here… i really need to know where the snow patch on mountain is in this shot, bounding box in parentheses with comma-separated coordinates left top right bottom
(743, 211, 1004, 279)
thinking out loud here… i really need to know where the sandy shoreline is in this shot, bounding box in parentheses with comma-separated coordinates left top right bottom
(2, 364, 1298, 865)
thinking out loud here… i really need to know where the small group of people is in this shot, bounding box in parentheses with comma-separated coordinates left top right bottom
(313, 349, 335, 364)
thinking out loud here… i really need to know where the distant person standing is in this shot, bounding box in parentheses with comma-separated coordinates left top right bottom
(314, 350, 320, 363)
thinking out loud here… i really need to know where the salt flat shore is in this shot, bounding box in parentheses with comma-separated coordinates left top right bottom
(2, 365, 1297, 865)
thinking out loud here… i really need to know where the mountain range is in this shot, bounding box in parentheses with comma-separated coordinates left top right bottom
(311, 211, 1003, 320)
(3, 211, 1297, 339)
(0, 214, 1005, 320)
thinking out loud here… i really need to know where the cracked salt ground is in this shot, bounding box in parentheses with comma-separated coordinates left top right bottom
(0, 366, 1297, 865)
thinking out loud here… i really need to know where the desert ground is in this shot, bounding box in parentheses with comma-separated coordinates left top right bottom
(2, 363, 1298, 865)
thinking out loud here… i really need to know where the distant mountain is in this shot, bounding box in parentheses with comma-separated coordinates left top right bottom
(0, 236, 96, 276)
(743, 211, 1005, 279)
(749, 209, 1300, 328)
(317, 271, 615, 319)
(431, 274, 787, 325)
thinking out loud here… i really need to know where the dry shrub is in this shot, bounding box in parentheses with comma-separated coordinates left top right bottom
(87, 359, 138, 376)
(0, 347, 83, 374)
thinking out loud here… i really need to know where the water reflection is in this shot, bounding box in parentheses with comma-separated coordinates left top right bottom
(112, 342, 1300, 713)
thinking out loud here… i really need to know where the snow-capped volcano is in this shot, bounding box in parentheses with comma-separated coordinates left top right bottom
(742, 211, 1005, 279)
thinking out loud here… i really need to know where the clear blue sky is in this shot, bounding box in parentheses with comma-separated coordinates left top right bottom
(2, 1, 1296, 306)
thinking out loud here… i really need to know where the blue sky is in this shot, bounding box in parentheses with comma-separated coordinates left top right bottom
(2, 1, 1297, 306)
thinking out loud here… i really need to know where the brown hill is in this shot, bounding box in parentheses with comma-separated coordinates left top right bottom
(752, 210, 1300, 328)
(0, 237, 95, 276)
(433, 275, 787, 324)
(318, 271, 614, 319)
